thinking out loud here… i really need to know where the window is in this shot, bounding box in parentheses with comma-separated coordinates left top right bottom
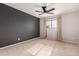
(46, 19, 57, 29)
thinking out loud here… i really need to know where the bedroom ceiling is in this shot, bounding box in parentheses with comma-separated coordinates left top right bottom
(5, 3, 79, 18)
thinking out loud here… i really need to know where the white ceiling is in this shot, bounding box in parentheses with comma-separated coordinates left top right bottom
(5, 3, 79, 18)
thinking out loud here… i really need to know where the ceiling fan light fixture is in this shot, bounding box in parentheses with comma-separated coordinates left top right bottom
(35, 3, 55, 15)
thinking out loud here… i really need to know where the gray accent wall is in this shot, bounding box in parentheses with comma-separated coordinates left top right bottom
(0, 3, 40, 47)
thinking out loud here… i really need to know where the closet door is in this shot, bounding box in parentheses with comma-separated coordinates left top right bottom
(61, 12, 77, 44)
(76, 12, 79, 44)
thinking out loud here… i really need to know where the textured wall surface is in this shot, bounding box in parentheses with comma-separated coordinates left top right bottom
(0, 3, 40, 47)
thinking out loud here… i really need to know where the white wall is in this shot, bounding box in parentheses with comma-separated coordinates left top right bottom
(61, 11, 79, 44)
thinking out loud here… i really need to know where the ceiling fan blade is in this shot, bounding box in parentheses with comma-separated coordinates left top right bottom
(35, 10, 42, 12)
(47, 8, 55, 12)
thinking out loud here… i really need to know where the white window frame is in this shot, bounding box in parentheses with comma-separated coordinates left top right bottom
(46, 18, 57, 29)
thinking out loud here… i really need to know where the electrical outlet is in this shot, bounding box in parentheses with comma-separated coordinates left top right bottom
(18, 37, 20, 41)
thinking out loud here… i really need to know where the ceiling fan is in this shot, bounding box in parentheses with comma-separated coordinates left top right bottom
(35, 3, 55, 15)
